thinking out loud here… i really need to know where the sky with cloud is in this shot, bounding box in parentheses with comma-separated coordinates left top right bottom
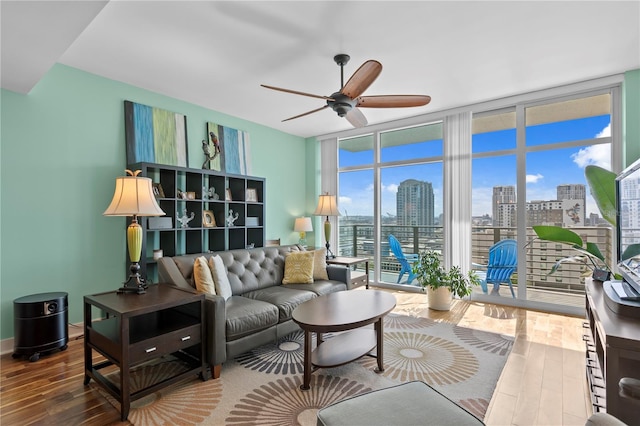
(339, 115, 612, 220)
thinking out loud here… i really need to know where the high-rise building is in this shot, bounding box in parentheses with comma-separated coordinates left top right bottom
(492, 186, 516, 227)
(397, 179, 434, 226)
(557, 184, 586, 226)
(557, 184, 586, 204)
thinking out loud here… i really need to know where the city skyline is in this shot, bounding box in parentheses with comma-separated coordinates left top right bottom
(338, 116, 611, 220)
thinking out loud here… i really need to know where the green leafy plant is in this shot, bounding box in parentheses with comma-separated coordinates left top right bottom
(532, 165, 640, 277)
(412, 250, 480, 298)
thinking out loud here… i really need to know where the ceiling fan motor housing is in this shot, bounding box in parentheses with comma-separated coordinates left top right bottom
(328, 92, 356, 117)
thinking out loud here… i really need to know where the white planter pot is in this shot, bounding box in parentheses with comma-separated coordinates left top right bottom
(428, 287, 452, 311)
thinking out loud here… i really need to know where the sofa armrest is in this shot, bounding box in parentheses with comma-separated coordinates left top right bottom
(203, 293, 227, 367)
(327, 265, 352, 289)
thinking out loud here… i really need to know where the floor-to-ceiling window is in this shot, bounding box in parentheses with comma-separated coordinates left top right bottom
(324, 76, 622, 312)
(471, 92, 615, 311)
(337, 123, 443, 289)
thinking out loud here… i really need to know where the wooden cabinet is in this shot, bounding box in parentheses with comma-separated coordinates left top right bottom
(584, 279, 640, 424)
(83, 284, 206, 421)
(326, 256, 370, 289)
(128, 162, 265, 282)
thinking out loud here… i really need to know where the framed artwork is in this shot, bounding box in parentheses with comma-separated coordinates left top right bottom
(125, 100, 188, 167)
(152, 183, 165, 198)
(202, 210, 216, 228)
(207, 122, 251, 175)
(246, 188, 258, 202)
(225, 188, 233, 201)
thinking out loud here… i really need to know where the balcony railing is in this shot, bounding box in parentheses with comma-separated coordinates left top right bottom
(337, 223, 613, 298)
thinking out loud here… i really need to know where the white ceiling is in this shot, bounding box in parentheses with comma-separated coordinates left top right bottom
(2, 1, 639, 139)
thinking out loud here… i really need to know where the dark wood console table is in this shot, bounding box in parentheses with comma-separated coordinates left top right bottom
(585, 279, 640, 424)
(292, 290, 396, 390)
(83, 284, 206, 421)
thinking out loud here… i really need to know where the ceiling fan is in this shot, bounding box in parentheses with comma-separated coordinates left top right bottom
(261, 54, 431, 128)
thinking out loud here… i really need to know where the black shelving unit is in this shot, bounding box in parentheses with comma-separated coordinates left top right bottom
(127, 162, 265, 282)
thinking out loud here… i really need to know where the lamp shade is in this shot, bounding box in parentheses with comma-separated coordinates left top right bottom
(313, 194, 341, 217)
(294, 217, 313, 232)
(104, 173, 165, 217)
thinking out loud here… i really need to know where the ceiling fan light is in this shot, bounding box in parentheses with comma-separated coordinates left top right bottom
(335, 104, 351, 117)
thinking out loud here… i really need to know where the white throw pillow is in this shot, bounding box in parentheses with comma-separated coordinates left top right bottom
(193, 256, 216, 295)
(208, 255, 232, 300)
(312, 248, 329, 280)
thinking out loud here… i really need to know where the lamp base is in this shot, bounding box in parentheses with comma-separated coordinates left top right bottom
(325, 242, 336, 260)
(118, 262, 148, 294)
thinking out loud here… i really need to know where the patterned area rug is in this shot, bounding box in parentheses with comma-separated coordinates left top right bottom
(95, 313, 514, 425)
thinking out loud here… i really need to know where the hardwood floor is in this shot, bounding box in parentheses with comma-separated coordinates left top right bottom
(0, 289, 590, 425)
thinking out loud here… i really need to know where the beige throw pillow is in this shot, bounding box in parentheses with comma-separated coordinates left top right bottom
(282, 251, 315, 284)
(312, 248, 329, 280)
(194, 256, 216, 295)
(208, 255, 232, 300)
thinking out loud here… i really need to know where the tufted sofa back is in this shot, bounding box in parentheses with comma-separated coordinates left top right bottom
(158, 245, 304, 294)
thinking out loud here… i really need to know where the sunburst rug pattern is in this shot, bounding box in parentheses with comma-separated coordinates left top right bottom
(94, 313, 514, 425)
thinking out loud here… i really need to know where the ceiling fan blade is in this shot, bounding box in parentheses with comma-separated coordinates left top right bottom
(345, 107, 368, 128)
(261, 84, 334, 101)
(356, 95, 432, 108)
(340, 60, 382, 99)
(282, 105, 329, 122)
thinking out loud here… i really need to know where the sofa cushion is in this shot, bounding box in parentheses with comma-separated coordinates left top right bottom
(209, 255, 232, 300)
(311, 248, 329, 280)
(243, 286, 317, 322)
(282, 251, 314, 284)
(218, 248, 285, 295)
(225, 296, 279, 341)
(194, 256, 216, 294)
(288, 280, 347, 296)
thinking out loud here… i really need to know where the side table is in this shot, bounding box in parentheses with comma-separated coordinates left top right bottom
(327, 256, 370, 289)
(83, 284, 206, 421)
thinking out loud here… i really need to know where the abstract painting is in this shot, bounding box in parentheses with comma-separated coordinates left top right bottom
(207, 122, 251, 175)
(124, 101, 188, 167)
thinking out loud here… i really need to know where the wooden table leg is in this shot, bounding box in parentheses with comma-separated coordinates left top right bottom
(120, 316, 130, 420)
(365, 261, 370, 289)
(374, 317, 384, 373)
(301, 329, 312, 390)
(83, 301, 92, 385)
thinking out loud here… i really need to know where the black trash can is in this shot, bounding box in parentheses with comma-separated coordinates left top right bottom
(13, 292, 69, 362)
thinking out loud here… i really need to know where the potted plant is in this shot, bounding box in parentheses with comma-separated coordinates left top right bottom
(412, 250, 480, 310)
(532, 165, 640, 279)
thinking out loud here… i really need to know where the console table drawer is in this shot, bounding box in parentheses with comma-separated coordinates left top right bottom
(130, 324, 201, 364)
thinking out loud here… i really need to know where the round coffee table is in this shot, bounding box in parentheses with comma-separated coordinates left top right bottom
(292, 290, 396, 390)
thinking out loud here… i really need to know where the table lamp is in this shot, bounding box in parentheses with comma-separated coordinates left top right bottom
(294, 217, 313, 247)
(104, 170, 165, 294)
(314, 193, 341, 259)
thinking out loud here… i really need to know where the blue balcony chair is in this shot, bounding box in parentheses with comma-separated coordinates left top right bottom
(474, 239, 518, 298)
(388, 234, 419, 284)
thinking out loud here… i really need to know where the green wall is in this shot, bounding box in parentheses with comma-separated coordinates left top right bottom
(0, 64, 314, 339)
(623, 69, 640, 167)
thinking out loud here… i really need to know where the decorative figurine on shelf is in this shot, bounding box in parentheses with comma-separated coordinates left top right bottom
(202, 132, 222, 170)
(226, 209, 239, 227)
(202, 186, 219, 201)
(177, 209, 195, 228)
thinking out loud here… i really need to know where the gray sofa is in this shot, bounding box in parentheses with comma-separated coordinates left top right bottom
(157, 245, 351, 379)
